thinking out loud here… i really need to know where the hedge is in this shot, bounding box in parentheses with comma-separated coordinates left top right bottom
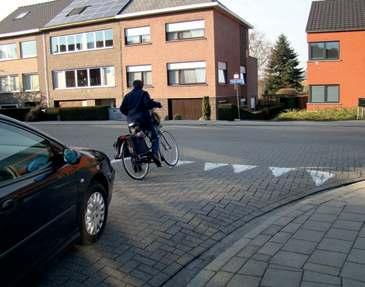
(0, 108, 31, 121)
(276, 108, 358, 121)
(59, 106, 109, 121)
(217, 104, 238, 121)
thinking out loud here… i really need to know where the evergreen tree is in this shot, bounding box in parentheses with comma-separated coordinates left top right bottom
(265, 34, 303, 94)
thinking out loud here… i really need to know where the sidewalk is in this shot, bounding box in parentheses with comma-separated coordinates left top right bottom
(31, 120, 365, 128)
(188, 181, 365, 287)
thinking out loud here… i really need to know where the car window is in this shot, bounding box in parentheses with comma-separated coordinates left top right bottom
(0, 122, 54, 184)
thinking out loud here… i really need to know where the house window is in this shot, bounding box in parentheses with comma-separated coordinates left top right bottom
(23, 74, 39, 91)
(125, 26, 151, 45)
(167, 62, 206, 85)
(51, 29, 113, 54)
(53, 67, 115, 89)
(20, 41, 37, 58)
(218, 62, 227, 84)
(310, 85, 339, 103)
(67, 6, 89, 17)
(309, 41, 339, 60)
(166, 20, 205, 41)
(127, 65, 152, 87)
(0, 44, 17, 60)
(0, 75, 20, 92)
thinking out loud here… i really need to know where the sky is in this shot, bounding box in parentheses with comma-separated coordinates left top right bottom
(0, 0, 313, 68)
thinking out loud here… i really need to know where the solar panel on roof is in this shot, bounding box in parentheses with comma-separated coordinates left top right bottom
(46, 0, 131, 27)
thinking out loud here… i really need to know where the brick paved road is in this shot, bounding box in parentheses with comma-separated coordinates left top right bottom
(30, 122, 365, 287)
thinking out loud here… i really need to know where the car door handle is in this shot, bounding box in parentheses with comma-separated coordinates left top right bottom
(0, 199, 16, 212)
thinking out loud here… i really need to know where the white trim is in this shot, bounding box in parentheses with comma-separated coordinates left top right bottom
(168, 61, 206, 70)
(218, 61, 227, 70)
(166, 20, 205, 32)
(0, 29, 39, 39)
(125, 26, 150, 37)
(127, 65, 152, 72)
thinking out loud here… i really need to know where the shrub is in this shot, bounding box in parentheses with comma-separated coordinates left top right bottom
(202, 96, 211, 120)
(44, 108, 60, 121)
(174, 114, 183, 120)
(164, 115, 169, 121)
(217, 104, 238, 121)
(60, 106, 109, 121)
(0, 108, 31, 121)
(276, 108, 358, 121)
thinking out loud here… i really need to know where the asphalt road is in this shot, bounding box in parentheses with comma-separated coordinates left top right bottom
(30, 122, 365, 287)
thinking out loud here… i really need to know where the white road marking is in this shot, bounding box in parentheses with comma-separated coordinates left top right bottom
(270, 167, 296, 178)
(176, 160, 195, 167)
(204, 162, 229, 171)
(307, 170, 335, 187)
(232, 164, 257, 174)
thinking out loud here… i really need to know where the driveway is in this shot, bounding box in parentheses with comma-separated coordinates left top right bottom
(31, 121, 365, 287)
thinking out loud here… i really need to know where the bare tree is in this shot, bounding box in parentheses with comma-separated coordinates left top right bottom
(249, 30, 273, 79)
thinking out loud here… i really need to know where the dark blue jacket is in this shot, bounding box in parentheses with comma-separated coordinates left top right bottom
(120, 88, 161, 127)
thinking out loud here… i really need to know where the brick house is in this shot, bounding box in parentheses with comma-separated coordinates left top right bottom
(0, 0, 257, 120)
(306, 0, 365, 110)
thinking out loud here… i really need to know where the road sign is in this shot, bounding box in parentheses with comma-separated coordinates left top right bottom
(233, 73, 240, 79)
(230, 79, 245, 85)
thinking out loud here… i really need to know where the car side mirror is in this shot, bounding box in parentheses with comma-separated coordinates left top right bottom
(63, 149, 80, 165)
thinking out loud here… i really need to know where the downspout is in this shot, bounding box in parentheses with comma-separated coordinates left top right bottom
(42, 33, 50, 107)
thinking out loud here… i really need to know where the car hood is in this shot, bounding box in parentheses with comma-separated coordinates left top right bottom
(72, 147, 110, 163)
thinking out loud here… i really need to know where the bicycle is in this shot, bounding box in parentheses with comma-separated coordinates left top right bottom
(114, 112, 179, 180)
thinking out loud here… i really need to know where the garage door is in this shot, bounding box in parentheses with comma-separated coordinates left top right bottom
(168, 98, 202, 120)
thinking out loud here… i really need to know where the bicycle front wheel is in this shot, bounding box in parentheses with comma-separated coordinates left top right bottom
(159, 130, 179, 166)
(121, 142, 149, 180)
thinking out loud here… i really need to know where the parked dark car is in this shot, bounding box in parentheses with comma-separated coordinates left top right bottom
(0, 115, 114, 286)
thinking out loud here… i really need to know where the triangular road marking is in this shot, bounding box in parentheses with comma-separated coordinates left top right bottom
(307, 170, 335, 187)
(204, 162, 229, 171)
(232, 164, 257, 174)
(176, 160, 195, 167)
(270, 167, 296, 178)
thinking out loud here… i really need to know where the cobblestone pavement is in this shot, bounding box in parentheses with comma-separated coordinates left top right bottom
(31, 123, 365, 287)
(189, 181, 365, 287)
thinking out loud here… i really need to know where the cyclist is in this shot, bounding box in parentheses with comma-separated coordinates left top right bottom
(120, 79, 162, 167)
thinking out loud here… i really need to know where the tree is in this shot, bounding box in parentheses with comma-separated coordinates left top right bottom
(249, 30, 272, 79)
(201, 96, 211, 120)
(265, 34, 304, 94)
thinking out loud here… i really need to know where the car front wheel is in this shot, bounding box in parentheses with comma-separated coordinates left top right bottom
(79, 182, 108, 245)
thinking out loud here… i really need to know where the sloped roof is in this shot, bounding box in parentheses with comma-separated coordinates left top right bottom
(121, 0, 216, 14)
(46, 0, 131, 27)
(307, 0, 365, 32)
(0, 0, 72, 36)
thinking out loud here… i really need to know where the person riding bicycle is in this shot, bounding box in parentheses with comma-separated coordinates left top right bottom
(120, 79, 162, 167)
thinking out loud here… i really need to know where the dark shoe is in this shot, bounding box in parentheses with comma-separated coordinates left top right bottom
(152, 154, 162, 167)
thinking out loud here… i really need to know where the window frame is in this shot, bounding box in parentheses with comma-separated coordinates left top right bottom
(23, 73, 40, 92)
(125, 26, 151, 45)
(0, 119, 64, 188)
(0, 44, 18, 61)
(309, 41, 340, 61)
(50, 29, 113, 55)
(20, 40, 37, 59)
(309, 84, 340, 103)
(53, 66, 115, 90)
(166, 20, 205, 42)
(126, 65, 152, 87)
(167, 61, 207, 86)
(0, 75, 20, 93)
(218, 61, 228, 84)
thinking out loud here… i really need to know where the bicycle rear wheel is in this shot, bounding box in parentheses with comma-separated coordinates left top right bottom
(159, 130, 179, 166)
(121, 142, 149, 180)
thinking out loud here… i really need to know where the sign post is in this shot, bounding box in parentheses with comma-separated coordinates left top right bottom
(230, 73, 245, 120)
(358, 98, 365, 120)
